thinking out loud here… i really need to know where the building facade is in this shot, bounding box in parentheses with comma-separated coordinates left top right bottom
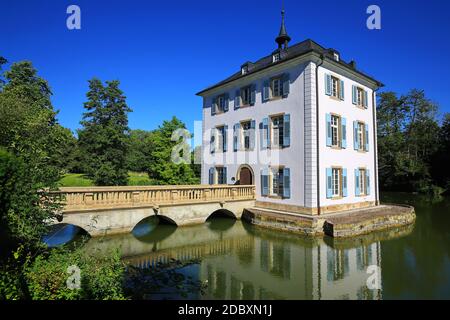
(197, 11, 383, 215)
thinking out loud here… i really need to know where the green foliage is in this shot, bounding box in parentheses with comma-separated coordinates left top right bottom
(431, 113, 450, 192)
(377, 89, 442, 192)
(78, 79, 132, 186)
(24, 246, 126, 300)
(146, 117, 199, 185)
(126, 129, 153, 172)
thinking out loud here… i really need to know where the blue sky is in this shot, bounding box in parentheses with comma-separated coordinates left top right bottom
(2, 0, 450, 134)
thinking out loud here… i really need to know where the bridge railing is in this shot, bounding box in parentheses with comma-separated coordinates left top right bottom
(50, 185, 256, 212)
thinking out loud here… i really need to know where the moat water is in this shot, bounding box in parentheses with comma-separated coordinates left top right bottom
(44, 192, 450, 299)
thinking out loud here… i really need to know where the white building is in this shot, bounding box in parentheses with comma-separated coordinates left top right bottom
(197, 10, 383, 215)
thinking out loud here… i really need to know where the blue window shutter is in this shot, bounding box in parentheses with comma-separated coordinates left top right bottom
(326, 168, 332, 199)
(250, 84, 256, 105)
(283, 114, 290, 147)
(210, 129, 216, 153)
(355, 169, 360, 195)
(209, 167, 214, 184)
(223, 125, 228, 152)
(262, 80, 270, 102)
(342, 169, 348, 197)
(223, 167, 227, 184)
(365, 124, 369, 151)
(353, 121, 359, 150)
(261, 168, 269, 196)
(325, 74, 332, 96)
(364, 90, 368, 108)
(352, 85, 357, 105)
(283, 168, 291, 198)
(282, 73, 290, 98)
(366, 169, 371, 195)
(326, 113, 332, 147)
(211, 97, 216, 115)
(234, 90, 240, 110)
(339, 80, 345, 100)
(341, 117, 347, 149)
(223, 93, 229, 112)
(233, 123, 239, 151)
(250, 120, 256, 150)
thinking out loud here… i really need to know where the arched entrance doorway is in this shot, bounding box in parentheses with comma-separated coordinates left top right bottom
(237, 165, 254, 185)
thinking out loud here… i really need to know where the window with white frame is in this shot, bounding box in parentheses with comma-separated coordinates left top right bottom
(332, 168, 342, 197)
(356, 87, 365, 107)
(216, 167, 226, 185)
(217, 95, 226, 113)
(270, 167, 284, 197)
(273, 52, 281, 63)
(241, 86, 251, 106)
(359, 168, 367, 195)
(241, 121, 251, 150)
(271, 115, 284, 147)
(331, 76, 339, 98)
(331, 115, 340, 147)
(217, 126, 225, 152)
(271, 77, 282, 98)
(357, 122, 365, 151)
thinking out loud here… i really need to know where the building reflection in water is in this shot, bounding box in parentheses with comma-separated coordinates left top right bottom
(85, 217, 412, 300)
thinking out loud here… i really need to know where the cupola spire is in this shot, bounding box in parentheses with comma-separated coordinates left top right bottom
(275, 6, 291, 49)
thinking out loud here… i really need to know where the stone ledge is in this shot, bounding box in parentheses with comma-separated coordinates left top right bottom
(243, 204, 416, 238)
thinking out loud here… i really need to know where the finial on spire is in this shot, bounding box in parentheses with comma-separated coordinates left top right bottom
(275, 5, 291, 49)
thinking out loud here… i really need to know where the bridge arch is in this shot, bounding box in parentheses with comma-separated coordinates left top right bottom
(44, 223, 90, 246)
(206, 209, 237, 221)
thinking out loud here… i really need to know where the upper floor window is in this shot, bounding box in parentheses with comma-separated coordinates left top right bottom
(326, 113, 347, 149)
(353, 121, 368, 152)
(211, 93, 229, 115)
(260, 114, 290, 149)
(241, 121, 251, 150)
(325, 74, 344, 100)
(217, 126, 225, 152)
(331, 76, 340, 98)
(241, 86, 251, 106)
(352, 85, 368, 108)
(333, 53, 340, 61)
(241, 65, 248, 75)
(217, 95, 226, 113)
(271, 115, 284, 148)
(262, 73, 290, 102)
(331, 115, 340, 147)
(271, 77, 282, 98)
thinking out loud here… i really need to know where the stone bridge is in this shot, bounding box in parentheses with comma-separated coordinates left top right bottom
(50, 185, 256, 237)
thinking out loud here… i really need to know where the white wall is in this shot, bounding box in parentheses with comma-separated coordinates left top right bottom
(201, 61, 308, 207)
(200, 57, 379, 211)
(317, 64, 377, 207)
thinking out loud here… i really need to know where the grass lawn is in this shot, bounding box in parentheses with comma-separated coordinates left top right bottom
(59, 172, 154, 187)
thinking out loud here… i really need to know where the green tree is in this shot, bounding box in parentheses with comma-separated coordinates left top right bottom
(78, 79, 132, 186)
(377, 89, 440, 192)
(146, 117, 198, 185)
(0, 61, 68, 249)
(126, 129, 153, 172)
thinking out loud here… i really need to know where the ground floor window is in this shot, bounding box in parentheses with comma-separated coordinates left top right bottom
(270, 167, 284, 197)
(358, 168, 367, 195)
(216, 167, 227, 185)
(332, 168, 341, 197)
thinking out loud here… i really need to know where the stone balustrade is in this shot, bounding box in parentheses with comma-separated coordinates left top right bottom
(51, 185, 256, 213)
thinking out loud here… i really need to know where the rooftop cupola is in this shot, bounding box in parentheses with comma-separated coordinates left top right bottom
(275, 9, 291, 50)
